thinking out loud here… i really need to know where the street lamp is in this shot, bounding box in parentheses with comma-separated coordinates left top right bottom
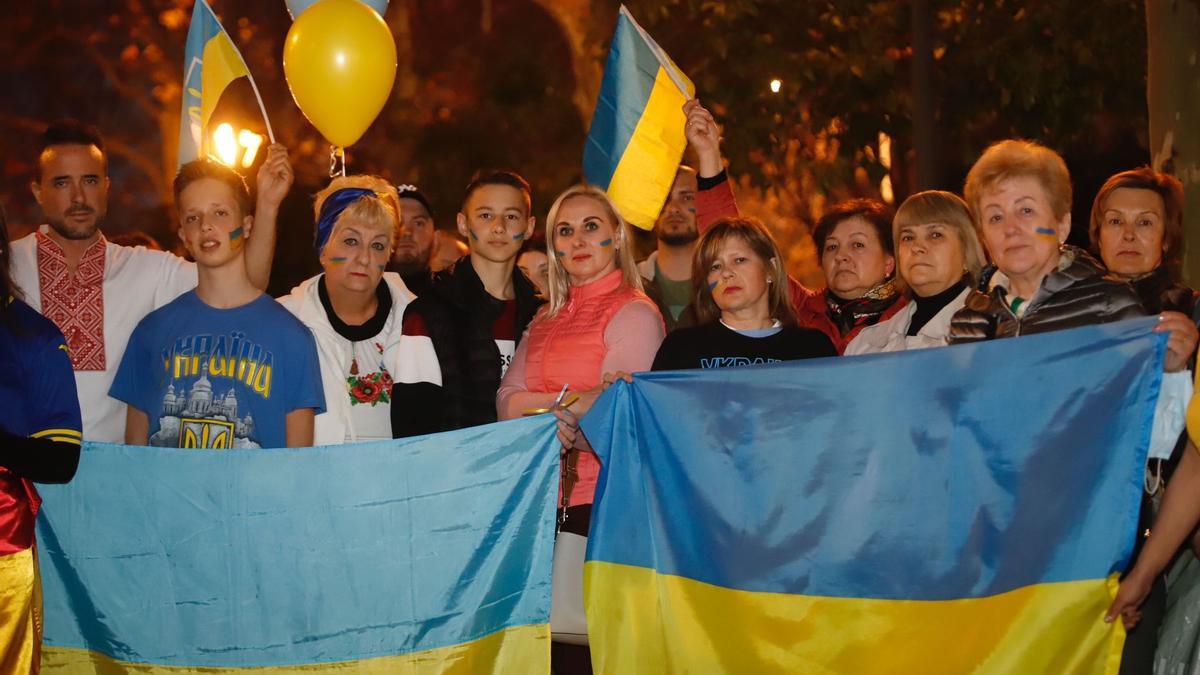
(769, 78, 782, 94)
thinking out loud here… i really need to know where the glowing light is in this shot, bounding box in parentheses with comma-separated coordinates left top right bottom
(881, 175, 895, 204)
(769, 78, 782, 94)
(878, 131, 894, 203)
(212, 123, 238, 167)
(238, 130, 263, 168)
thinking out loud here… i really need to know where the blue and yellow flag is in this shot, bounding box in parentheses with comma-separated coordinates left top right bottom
(36, 416, 558, 672)
(582, 319, 1165, 674)
(583, 5, 695, 230)
(178, 0, 254, 165)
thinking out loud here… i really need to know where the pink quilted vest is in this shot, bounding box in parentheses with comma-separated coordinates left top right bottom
(524, 268, 652, 506)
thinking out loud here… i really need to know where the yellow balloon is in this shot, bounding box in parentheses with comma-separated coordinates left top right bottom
(283, 0, 397, 147)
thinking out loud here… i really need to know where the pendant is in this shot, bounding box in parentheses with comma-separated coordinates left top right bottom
(350, 357, 359, 376)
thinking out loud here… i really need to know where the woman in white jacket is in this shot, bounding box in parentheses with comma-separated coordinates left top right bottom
(845, 191, 986, 355)
(279, 175, 442, 445)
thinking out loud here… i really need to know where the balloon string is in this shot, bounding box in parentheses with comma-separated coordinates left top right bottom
(329, 145, 346, 178)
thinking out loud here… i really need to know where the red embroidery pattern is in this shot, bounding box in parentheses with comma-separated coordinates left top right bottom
(37, 233, 107, 371)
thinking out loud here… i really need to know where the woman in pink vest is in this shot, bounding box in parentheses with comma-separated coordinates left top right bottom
(497, 184, 664, 670)
(499, 184, 664, 518)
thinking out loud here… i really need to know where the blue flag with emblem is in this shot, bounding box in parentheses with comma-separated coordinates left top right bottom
(178, 0, 273, 165)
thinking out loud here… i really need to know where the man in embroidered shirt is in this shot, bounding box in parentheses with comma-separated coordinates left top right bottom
(10, 120, 290, 442)
(110, 160, 324, 449)
(638, 166, 699, 332)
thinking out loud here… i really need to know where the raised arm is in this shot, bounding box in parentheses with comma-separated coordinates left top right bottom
(684, 99, 739, 230)
(244, 144, 293, 290)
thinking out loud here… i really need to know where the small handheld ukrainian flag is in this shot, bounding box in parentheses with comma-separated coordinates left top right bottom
(583, 6, 695, 230)
(177, 0, 273, 165)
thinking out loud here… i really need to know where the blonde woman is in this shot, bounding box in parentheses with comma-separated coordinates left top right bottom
(279, 175, 442, 444)
(498, 184, 664, 517)
(496, 184, 664, 671)
(846, 191, 987, 354)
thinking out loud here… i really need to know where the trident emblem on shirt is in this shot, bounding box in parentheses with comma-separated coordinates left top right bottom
(180, 418, 234, 449)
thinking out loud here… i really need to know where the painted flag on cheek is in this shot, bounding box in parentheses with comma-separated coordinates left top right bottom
(582, 318, 1165, 674)
(583, 5, 694, 231)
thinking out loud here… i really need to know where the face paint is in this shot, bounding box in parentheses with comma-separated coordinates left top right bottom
(687, 208, 696, 214)
(468, 229, 479, 241)
(555, 250, 567, 257)
(327, 257, 348, 266)
(512, 231, 526, 241)
(599, 238, 613, 248)
(376, 264, 386, 271)
(707, 279, 719, 292)
(1034, 227, 1057, 237)
(229, 226, 244, 250)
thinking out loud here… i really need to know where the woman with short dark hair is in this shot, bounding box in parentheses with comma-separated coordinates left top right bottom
(796, 198, 907, 352)
(1090, 166, 1196, 315)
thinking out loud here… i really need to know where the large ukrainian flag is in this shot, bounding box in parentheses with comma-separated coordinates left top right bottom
(36, 416, 559, 673)
(583, 5, 695, 231)
(582, 319, 1165, 674)
(178, 0, 253, 165)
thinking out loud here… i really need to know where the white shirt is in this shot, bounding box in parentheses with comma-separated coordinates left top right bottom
(10, 229, 198, 442)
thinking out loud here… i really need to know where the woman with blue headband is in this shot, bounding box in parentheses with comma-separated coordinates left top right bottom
(280, 175, 444, 444)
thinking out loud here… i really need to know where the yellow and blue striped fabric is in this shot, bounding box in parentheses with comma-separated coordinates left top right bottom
(177, 0, 250, 165)
(583, 6, 695, 230)
(36, 416, 559, 673)
(581, 319, 1166, 674)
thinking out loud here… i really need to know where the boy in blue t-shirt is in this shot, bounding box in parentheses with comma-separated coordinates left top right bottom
(111, 160, 324, 449)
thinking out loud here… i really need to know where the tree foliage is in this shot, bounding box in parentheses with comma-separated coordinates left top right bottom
(0, 1, 1154, 287)
(602, 0, 1150, 274)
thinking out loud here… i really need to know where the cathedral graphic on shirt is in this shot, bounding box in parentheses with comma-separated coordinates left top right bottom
(150, 361, 260, 449)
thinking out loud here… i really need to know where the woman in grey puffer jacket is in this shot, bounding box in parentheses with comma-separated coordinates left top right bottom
(947, 139, 1199, 675)
(949, 244, 1142, 340)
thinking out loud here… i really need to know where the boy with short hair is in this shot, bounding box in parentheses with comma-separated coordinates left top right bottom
(417, 170, 541, 430)
(111, 160, 324, 448)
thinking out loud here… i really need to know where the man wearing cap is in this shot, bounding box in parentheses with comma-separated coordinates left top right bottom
(389, 184, 437, 297)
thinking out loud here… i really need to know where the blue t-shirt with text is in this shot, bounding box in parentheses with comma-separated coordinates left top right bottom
(110, 292, 325, 449)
